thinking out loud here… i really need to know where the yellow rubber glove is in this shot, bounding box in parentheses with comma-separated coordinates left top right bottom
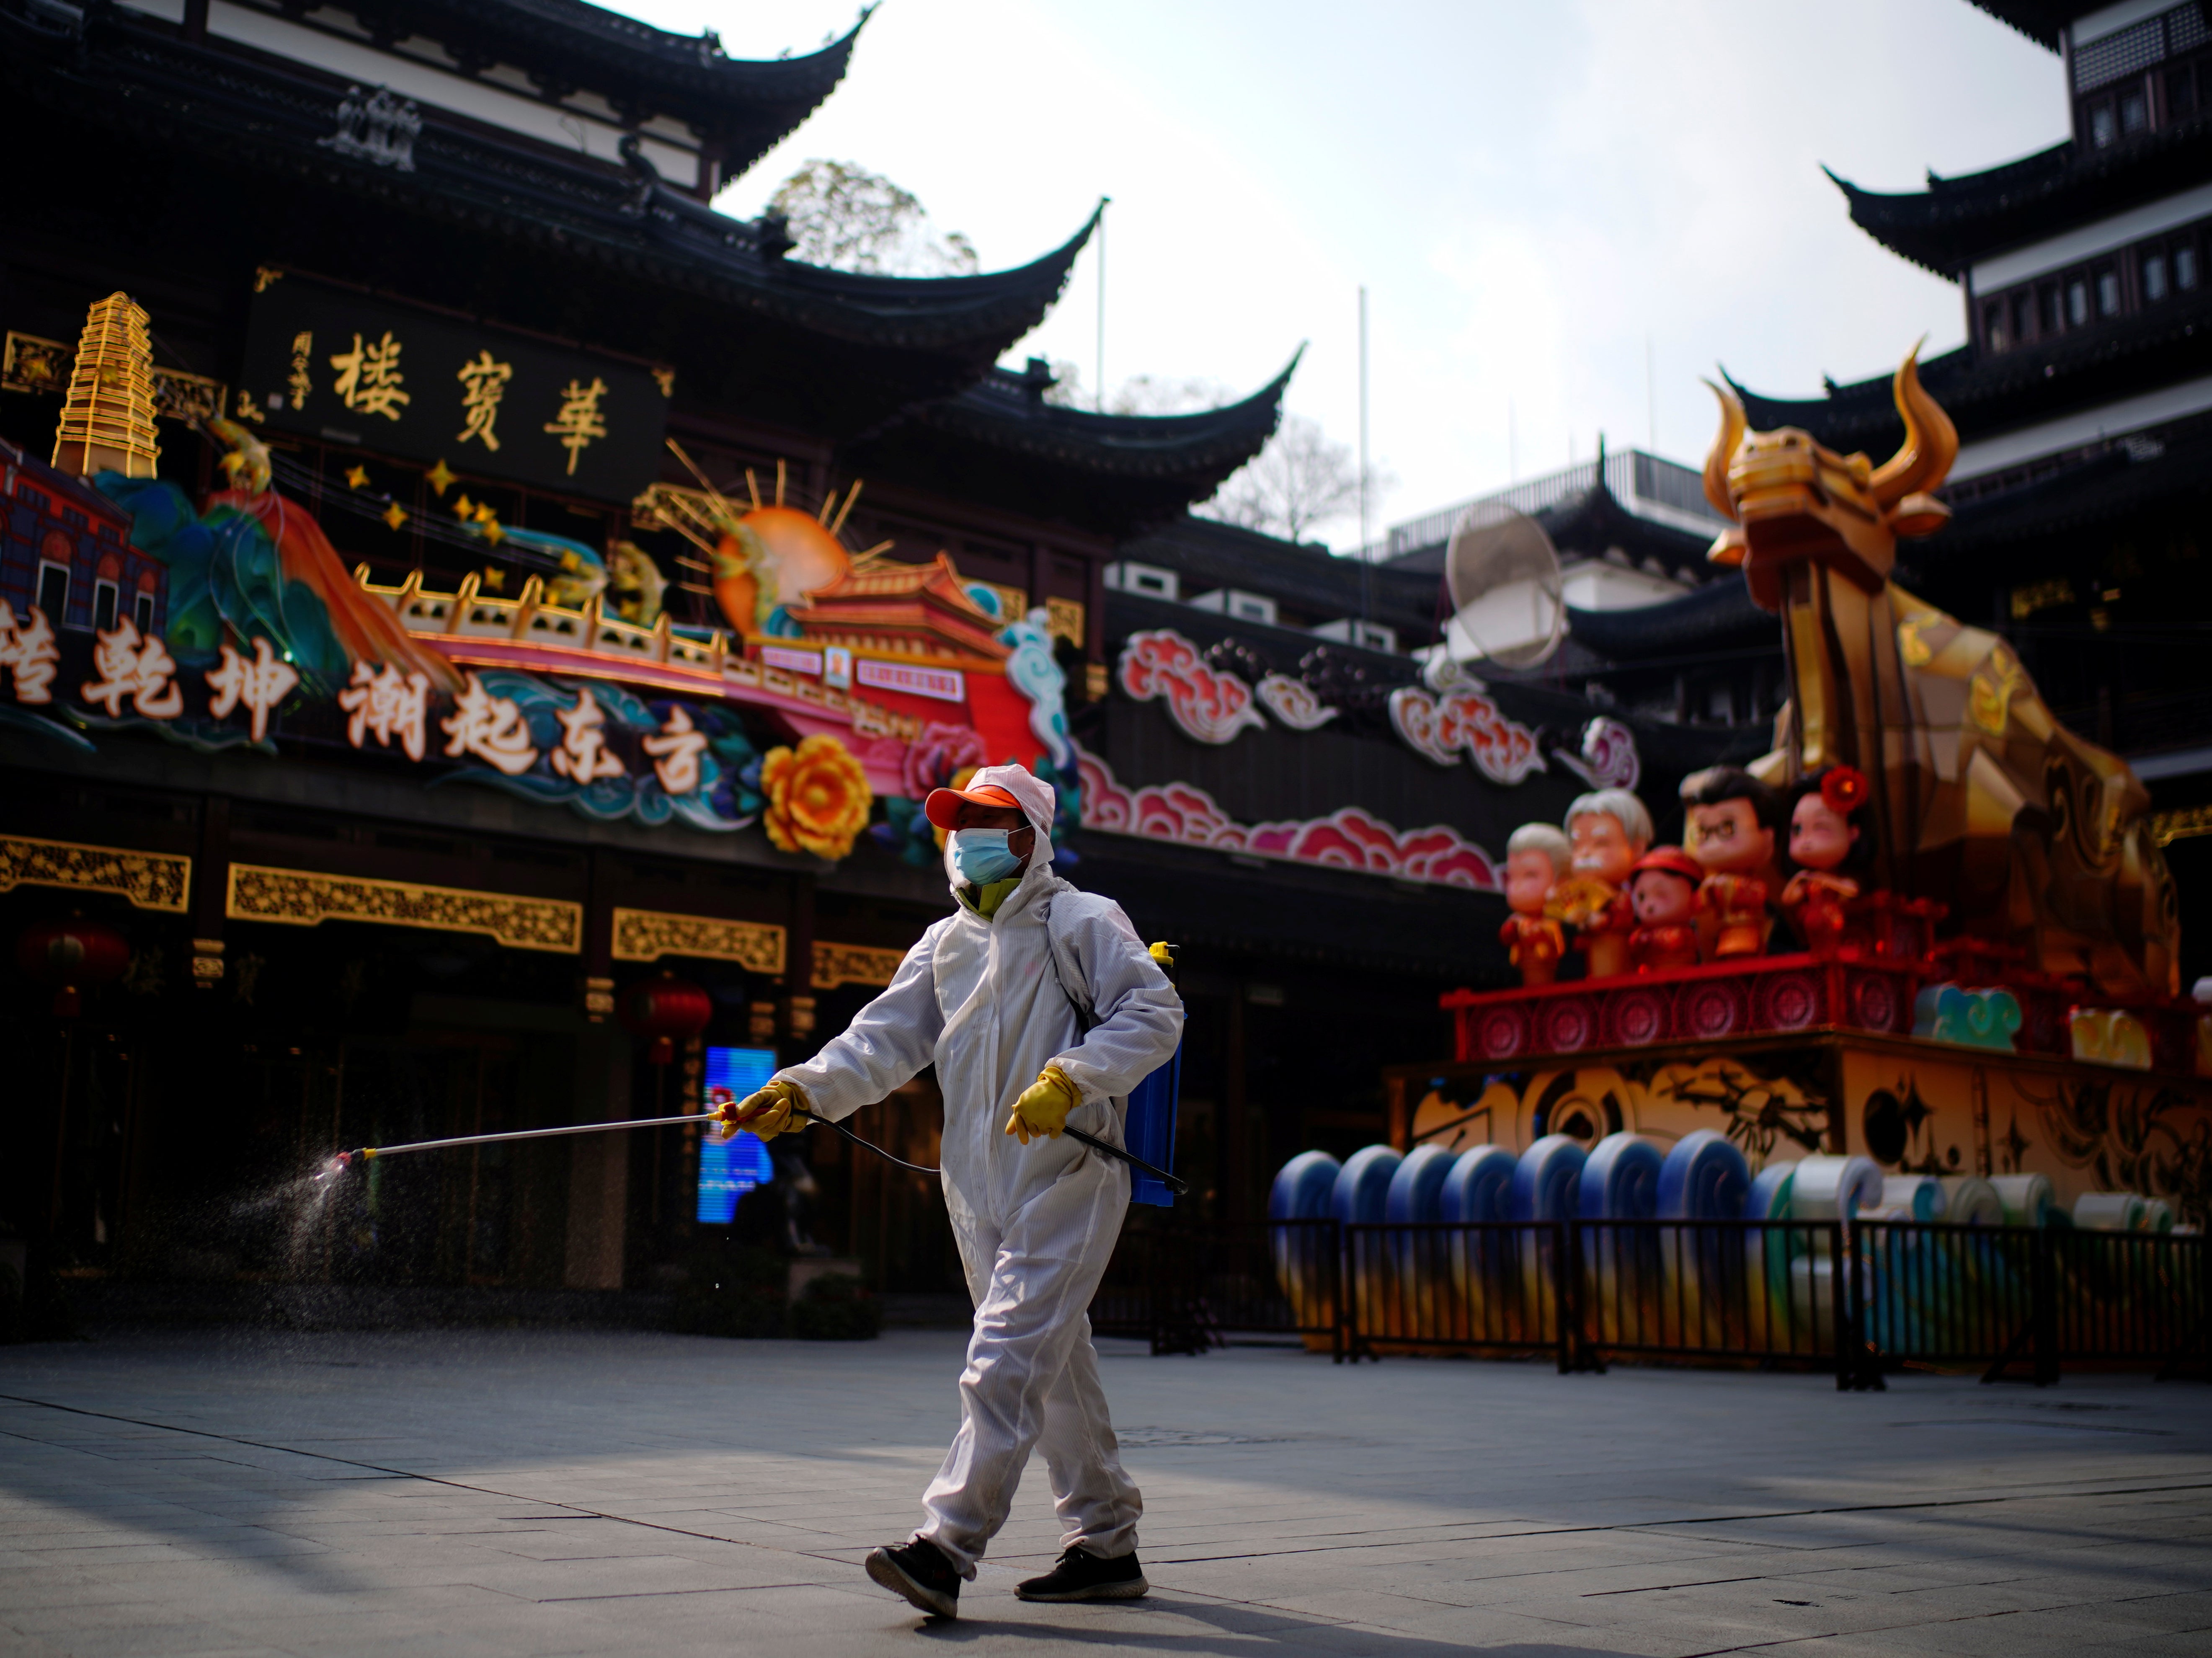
(711, 1077, 810, 1141)
(1004, 1064, 1081, 1145)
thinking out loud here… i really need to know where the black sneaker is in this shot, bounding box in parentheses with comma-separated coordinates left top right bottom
(1015, 1545, 1149, 1602)
(864, 1537, 960, 1619)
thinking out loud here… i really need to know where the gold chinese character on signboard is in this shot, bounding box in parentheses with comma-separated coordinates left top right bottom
(329, 330, 410, 420)
(543, 376, 608, 475)
(455, 350, 513, 452)
(288, 331, 314, 408)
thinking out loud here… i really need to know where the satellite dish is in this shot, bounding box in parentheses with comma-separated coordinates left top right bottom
(1441, 501, 1564, 669)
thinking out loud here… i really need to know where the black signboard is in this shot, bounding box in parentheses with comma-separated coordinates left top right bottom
(239, 274, 667, 503)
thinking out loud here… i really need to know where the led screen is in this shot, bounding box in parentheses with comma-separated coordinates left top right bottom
(696, 1046, 778, 1224)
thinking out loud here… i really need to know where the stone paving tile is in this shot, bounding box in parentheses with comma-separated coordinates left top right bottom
(5, 1328, 2210, 1655)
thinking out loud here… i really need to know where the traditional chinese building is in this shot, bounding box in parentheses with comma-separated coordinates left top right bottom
(0, 0, 1714, 1316)
(1376, 446, 1782, 737)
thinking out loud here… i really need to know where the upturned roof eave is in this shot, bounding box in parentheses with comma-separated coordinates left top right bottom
(303, 0, 867, 151)
(1828, 121, 2212, 277)
(916, 346, 1299, 481)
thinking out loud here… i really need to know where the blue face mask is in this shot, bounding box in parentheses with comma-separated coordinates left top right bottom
(950, 827, 1024, 885)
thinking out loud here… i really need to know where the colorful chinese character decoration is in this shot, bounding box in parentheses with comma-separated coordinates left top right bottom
(642, 705, 708, 794)
(207, 636, 300, 742)
(80, 617, 183, 719)
(440, 672, 538, 775)
(337, 661, 431, 760)
(551, 686, 625, 783)
(0, 600, 60, 704)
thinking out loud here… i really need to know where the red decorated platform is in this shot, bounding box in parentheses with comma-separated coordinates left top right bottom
(1440, 953, 1922, 1064)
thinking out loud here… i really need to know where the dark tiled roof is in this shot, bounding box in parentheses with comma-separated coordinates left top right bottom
(1934, 412, 2212, 550)
(1385, 476, 1714, 581)
(849, 357, 1296, 540)
(1562, 577, 1773, 661)
(1726, 287, 2212, 454)
(345, 0, 863, 169)
(1966, 2, 2072, 50)
(1828, 119, 2212, 276)
(1117, 514, 1440, 643)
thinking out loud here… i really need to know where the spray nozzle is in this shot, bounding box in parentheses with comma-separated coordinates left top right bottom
(315, 1150, 360, 1183)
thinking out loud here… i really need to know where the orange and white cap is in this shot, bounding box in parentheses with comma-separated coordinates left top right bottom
(924, 781, 1023, 830)
(921, 763, 1058, 840)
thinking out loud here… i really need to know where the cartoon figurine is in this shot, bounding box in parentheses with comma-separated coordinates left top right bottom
(1781, 765, 1870, 956)
(1680, 766, 1784, 960)
(1628, 847, 1704, 973)
(1547, 788, 1652, 980)
(1500, 824, 1572, 987)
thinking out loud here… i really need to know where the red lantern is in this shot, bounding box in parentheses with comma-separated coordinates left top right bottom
(617, 971, 712, 1064)
(18, 917, 132, 1017)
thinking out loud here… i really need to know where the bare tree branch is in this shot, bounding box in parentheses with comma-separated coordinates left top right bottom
(1200, 415, 1391, 546)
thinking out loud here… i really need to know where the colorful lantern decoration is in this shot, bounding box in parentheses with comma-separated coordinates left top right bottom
(18, 916, 132, 1016)
(617, 970, 713, 1064)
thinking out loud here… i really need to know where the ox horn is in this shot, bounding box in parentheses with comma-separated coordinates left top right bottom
(1868, 341, 1959, 508)
(1700, 377, 1745, 523)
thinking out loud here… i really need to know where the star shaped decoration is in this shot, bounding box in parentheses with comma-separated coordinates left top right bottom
(483, 519, 506, 548)
(481, 566, 507, 593)
(452, 493, 475, 521)
(425, 459, 457, 497)
(344, 465, 371, 490)
(382, 502, 409, 531)
(473, 500, 498, 524)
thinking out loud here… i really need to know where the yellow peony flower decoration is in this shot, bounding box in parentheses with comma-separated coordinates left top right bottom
(761, 733, 873, 860)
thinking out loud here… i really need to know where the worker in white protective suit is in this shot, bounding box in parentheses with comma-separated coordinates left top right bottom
(712, 762, 1183, 1621)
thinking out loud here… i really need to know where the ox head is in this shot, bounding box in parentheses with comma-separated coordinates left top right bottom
(1702, 347, 1958, 612)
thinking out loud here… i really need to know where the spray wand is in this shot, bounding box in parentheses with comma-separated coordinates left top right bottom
(315, 1107, 1185, 1194)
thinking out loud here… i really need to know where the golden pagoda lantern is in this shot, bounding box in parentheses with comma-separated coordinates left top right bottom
(52, 291, 160, 480)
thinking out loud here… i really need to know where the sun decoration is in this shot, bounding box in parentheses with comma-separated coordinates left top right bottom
(1820, 764, 1870, 815)
(632, 442, 896, 636)
(761, 733, 873, 861)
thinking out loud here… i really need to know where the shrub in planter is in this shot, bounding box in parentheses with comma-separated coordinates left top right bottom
(671, 1242, 787, 1338)
(790, 1272, 881, 1341)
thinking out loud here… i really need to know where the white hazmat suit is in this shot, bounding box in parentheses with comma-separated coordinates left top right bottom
(777, 764, 1183, 1575)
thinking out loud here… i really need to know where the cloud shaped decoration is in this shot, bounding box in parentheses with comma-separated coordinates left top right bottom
(1911, 983, 2022, 1052)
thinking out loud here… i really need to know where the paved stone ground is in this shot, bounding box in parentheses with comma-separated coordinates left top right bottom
(2, 1326, 2207, 1656)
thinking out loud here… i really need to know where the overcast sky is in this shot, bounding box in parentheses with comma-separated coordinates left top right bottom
(605, 0, 2062, 549)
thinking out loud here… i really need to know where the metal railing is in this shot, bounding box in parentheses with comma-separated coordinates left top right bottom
(1092, 1219, 1342, 1358)
(1096, 1219, 2209, 1384)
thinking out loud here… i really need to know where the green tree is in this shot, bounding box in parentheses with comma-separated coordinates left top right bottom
(768, 160, 980, 276)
